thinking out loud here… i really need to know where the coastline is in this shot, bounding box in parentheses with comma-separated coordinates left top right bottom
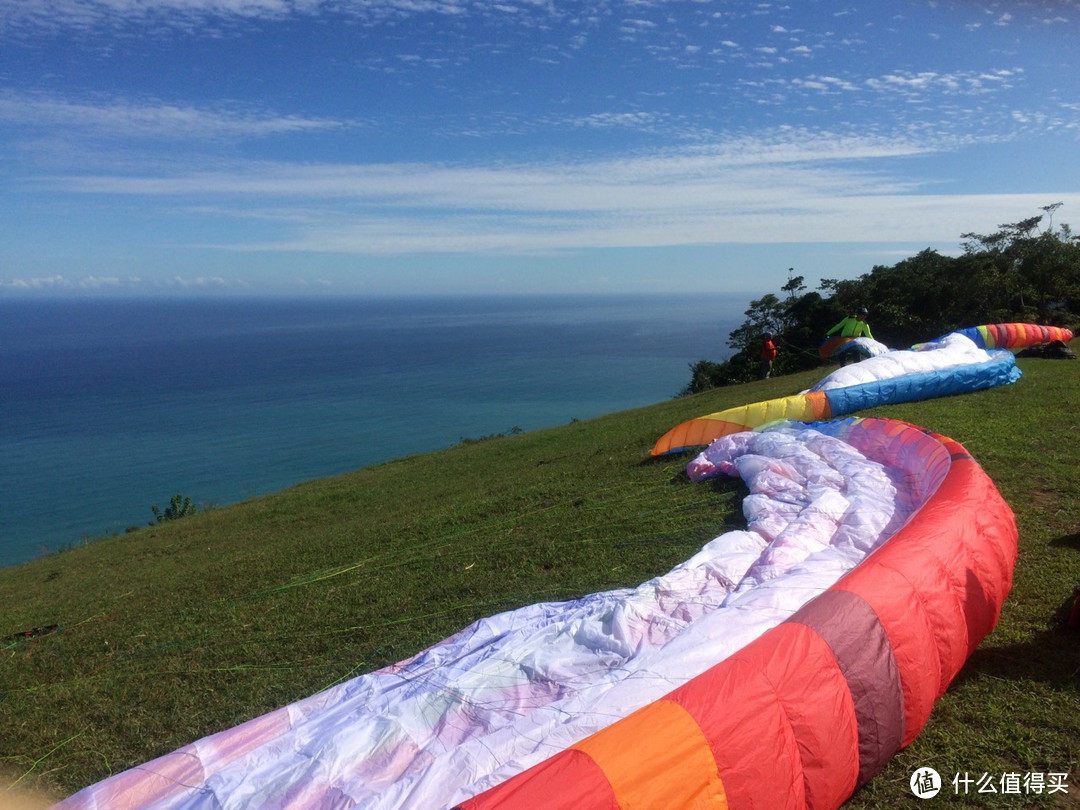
(0, 292, 748, 568)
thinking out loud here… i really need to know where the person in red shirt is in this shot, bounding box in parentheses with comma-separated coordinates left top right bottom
(760, 332, 779, 379)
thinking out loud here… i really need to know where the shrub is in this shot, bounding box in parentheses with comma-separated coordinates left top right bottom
(151, 494, 198, 524)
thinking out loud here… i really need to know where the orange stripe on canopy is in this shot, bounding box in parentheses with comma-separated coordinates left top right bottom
(572, 699, 728, 809)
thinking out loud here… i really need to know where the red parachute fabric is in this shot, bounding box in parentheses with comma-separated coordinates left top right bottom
(454, 420, 1017, 810)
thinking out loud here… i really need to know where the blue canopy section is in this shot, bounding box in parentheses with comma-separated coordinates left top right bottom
(823, 350, 1021, 417)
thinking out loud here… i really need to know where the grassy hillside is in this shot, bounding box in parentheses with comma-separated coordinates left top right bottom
(2, 356, 1078, 808)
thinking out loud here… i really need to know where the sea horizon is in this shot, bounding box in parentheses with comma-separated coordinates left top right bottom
(1, 291, 751, 569)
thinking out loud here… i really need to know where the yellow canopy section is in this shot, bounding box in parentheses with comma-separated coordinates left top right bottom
(651, 391, 831, 456)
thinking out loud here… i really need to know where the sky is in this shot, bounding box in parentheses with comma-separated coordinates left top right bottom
(1, 0, 1079, 297)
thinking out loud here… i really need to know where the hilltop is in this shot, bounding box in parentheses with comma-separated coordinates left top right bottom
(2, 357, 1079, 808)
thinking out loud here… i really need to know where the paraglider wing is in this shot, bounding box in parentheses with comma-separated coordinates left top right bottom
(455, 419, 1017, 810)
(55, 325, 1051, 810)
(818, 334, 852, 358)
(948, 323, 1073, 350)
(650, 390, 831, 456)
(55, 417, 1016, 810)
(653, 323, 1071, 457)
(815, 349, 1020, 417)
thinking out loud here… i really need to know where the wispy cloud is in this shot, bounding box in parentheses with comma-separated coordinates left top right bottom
(4, 0, 299, 30)
(43, 130, 936, 199)
(0, 273, 253, 290)
(791, 75, 858, 93)
(247, 192, 1078, 256)
(740, 66, 1028, 119)
(4, 2, 1076, 290)
(0, 91, 349, 141)
(864, 68, 1021, 97)
(569, 111, 665, 129)
(2, 0, 553, 31)
(23, 127, 1072, 256)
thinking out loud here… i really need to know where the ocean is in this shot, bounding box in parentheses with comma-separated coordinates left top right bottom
(0, 293, 746, 569)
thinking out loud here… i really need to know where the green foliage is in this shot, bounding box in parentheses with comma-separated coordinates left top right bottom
(457, 426, 524, 445)
(681, 358, 738, 395)
(683, 273, 843, 391)
(151, 493, 198, 524)
(687, 210, 1080, 394)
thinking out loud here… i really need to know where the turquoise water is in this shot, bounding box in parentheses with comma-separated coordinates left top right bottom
(0, 293, 746, 568)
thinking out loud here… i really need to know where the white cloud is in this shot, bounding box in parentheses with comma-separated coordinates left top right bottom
(571, 111, 660, 129)
(793, 74, 857, 93)
(0, 275, 73, 290)
(164, 275, 252, 288)
(864, 68, 1020, 98)
(1, 0, 558, 30)
(249, 192, 1079, 256)
(0, 274, 252, 291)
(45, 131, 936, 200)
(26, 128, 1074, 257)
(0, 92, 348, 140)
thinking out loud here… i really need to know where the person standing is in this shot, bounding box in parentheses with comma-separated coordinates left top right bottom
(826, 308, 872, 366)
(760, 332, 779, 379)
(827, 307, 873, 340)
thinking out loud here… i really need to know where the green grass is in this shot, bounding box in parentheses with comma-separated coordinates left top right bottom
(2, 359, 1079, 808)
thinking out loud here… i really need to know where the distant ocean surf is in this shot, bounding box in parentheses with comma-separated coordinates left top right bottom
(0, 293, 746, 569)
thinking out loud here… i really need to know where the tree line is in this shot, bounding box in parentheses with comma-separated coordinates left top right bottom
(682, 206, 1080, 395)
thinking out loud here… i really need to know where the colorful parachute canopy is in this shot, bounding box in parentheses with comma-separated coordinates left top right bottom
(55, 417, 1017, 810)
(456, 418, 1017, 810)
(943, 322, 1073, 350)
(652, 323, 1073, 457)
(821, 322, 1072, 358)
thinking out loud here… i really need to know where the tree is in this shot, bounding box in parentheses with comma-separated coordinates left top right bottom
(152, 494, 198, 524)
(680, 209, 1080, 395)
(680, 273, 837, 393)
(781, 271, 806, 304)
(961, 213, 1080, 322)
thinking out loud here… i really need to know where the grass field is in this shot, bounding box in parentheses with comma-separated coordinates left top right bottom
(2, 355, 1078, 808)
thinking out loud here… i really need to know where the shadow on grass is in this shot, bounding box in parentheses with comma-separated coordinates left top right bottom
(958, 624, 1080, 692)
(1050, 531, 1080, 552)
(954, 530, 1080, 691)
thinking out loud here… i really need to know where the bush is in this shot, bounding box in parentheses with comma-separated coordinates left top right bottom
(151, 494, 198, 524)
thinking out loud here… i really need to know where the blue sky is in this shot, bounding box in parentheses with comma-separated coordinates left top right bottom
(1, 0, 1078, 296)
